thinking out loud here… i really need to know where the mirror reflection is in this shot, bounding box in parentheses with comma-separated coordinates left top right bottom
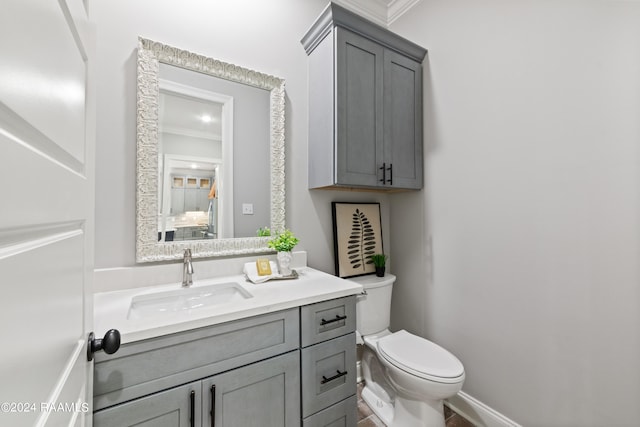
(157, 63, 271, 242)
(158, 89, 222, 242)
(136, 37, 286, 262)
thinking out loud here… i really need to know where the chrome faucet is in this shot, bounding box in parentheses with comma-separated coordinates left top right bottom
(182, 249, 194, 287)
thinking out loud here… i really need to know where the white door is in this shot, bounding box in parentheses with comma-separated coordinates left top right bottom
(0, 1, 95, 426)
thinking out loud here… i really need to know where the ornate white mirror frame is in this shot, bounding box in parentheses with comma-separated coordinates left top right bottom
(136, 37, 285, 262)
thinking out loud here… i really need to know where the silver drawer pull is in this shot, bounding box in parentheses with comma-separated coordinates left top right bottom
(321, 369, 348, 384)
(320, 314, 347, 326)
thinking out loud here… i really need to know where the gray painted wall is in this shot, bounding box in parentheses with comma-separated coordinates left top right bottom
(93, 0, 390, 270)
(389, 1, 640, 425)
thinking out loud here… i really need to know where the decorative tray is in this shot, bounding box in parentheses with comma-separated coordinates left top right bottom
(245, 269, 298, 284)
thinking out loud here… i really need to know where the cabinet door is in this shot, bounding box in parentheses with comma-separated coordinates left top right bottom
(383, 49, 423, 189)
(202, 351, 300, 427)
(171, 187, 185, 214)
(184, 188, 198, 211)
(198, 188, 211, 212)
(335, 28, 384, 188)
(93, 382, 201, 427)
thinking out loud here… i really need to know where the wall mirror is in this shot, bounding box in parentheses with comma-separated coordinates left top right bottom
(136, 37, 285, 262)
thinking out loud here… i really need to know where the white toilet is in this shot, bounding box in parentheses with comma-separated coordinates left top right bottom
(349, 274, 465, 427)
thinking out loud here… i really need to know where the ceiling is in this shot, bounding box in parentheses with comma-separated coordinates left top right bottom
(159, 91, 222, 141)
(335, 0, 422, 26)
(157, 0, 422, 142)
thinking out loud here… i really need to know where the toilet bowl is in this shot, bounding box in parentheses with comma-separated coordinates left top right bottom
(350, 274, 465, 427)
(377, 329, 465, 426)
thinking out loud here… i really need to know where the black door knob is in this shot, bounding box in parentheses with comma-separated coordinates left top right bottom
(87, 329, 121, 361)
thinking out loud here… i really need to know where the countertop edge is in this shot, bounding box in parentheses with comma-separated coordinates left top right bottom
(94, 267, 364, 344)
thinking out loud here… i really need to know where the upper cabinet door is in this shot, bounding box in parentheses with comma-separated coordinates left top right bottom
(336, 28, 384, 188)
(383, 49, 423, 190)
(302, 3, 427, 192)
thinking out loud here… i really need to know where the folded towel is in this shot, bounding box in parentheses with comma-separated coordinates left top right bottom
(243, 261, 281, 284)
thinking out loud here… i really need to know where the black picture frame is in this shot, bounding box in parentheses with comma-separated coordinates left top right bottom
(331, 202, 384, 278)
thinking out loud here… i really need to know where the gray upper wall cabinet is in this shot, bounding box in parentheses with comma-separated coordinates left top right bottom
(302, 3, 427, 191)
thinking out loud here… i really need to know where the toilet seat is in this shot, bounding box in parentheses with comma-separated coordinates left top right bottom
(377, 330, 464, 384)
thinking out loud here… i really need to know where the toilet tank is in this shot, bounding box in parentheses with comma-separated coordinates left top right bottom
(348, 274, 396, 336)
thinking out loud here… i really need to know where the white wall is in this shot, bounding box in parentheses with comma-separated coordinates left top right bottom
(389, 0, 640, 425)
(93, 0, 390, 271)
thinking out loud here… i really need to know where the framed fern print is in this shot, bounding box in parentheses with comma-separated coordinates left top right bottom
(331, 202, 384, 278)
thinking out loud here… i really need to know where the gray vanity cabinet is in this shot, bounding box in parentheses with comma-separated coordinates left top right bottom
(302, 3, 427, 191)
(93, 308, 300, 427)
(94, 352, 299, 427)
(93, 296, 358, 427)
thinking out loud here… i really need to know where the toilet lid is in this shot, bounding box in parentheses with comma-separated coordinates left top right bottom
(377, 330, 464, 383)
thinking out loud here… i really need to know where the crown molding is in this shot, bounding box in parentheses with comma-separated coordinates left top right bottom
(387, 0, 423, 24)
(301, 3, 426, 62)
(335, 0, 422, 26)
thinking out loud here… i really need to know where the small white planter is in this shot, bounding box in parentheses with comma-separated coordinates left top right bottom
(277, 251, 293, 276)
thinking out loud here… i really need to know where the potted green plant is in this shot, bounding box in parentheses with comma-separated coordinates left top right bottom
(256, 226, 271, 237)
(371, 253, 387, 277)
(268, 230, 299, 276)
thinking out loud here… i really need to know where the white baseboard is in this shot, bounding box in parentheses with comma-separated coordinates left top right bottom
(446, 391, 521, 427)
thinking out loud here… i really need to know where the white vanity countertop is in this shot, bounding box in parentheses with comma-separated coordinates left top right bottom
(94, 267, 362, 344)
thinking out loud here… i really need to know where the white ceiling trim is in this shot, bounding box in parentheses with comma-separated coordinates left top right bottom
(387, 0, 423, 24)
(334, 0, 422, 26)
(160, 126, 221, 142)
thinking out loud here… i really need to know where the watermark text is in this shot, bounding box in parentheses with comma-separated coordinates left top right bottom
(1, 402, 89, 413)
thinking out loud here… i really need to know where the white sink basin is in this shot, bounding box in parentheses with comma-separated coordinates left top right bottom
(127, 282, 253, 320)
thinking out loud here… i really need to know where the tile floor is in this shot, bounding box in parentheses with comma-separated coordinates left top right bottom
(356, 383, 475, 427)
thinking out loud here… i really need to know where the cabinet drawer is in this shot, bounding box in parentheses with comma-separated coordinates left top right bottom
(303, 395, 357, 427)
(301, 333, 356, 418)
(301, 296, 356, 347)
(94, 308, 299, 410)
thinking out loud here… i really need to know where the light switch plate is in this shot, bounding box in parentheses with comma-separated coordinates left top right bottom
(242, 203, 254, 215)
